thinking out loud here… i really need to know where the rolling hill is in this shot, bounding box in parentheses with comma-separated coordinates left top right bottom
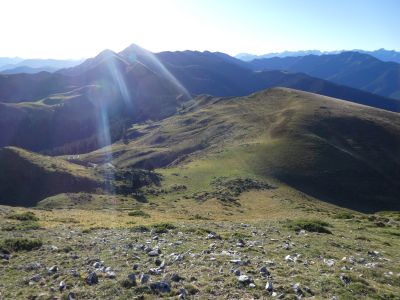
(0, 87, 399, 212)
(0, 147, 101, 206)
(249, 52, 400, 99)
(79, 88, 400, 212)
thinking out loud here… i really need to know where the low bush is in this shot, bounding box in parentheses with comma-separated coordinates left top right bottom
(1, 238, 42, 252)
(130, 225, 150, 233)
(151, 223, 176, 234)
(287, 219, 332, 234)
(2, 222, 40, 231)
(128, 210, 150, 218)
(8, 211, 39, 221)
(334, 212, 354, 219)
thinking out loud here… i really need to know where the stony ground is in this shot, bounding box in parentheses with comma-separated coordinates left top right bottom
(0, 208, 399, 300)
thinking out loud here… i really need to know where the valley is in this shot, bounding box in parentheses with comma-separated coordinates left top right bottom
(0, 35, 399, 299)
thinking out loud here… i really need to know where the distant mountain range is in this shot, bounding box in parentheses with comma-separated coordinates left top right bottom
(236, 48, 400, 64)
(0, 44, 399, 155)
(0, 58, 83, 74)
(248, 52, 400, 100)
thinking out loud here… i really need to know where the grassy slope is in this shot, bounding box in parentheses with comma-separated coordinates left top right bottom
(82, 88, 400, 212)
(0, 147, 101, 206)
(0, 204, 399, 299)
(0, 88, 399, 299)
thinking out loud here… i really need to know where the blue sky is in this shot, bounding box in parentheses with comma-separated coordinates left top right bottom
(0, 0, 399, 58)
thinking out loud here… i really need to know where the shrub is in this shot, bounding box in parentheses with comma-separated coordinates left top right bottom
(8, 211, 39, 221)
(1, 238, 42, 252)
(151, 223, 176, 234)
(334, 212, 354, 219)
(119, 278, 136, 289)
(128, 210, 150, 218)
(130, 225, 150, 233)
(2, 222, 40, 231)
(287, 219, 332, 234)
(190, 214, 210, 220)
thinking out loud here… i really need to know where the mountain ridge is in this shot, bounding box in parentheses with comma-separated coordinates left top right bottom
(249, 51, 400, 100)
(236, 48, 400, 63)
(0, 45, 398, 155)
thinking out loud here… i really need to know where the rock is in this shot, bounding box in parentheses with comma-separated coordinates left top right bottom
(24, 262, 41, 271)
(93, 261, 101, 268)
(67, 293, 77, 300)
(233, 269, 241, 276)
(207, 232, 220, 239)
(285, 255, 294, 262)
(171, 273, 183, 282)
(283, 242, 291, 250)
(172, 254, 184, 261)
(105, 271, 116, 279)
(265, 260, 275, 266)
(304, 286, 314, 295)
(324, 258, 336, 267)
(292, 283, 304, 297)
(266, 281, 273, 292)
(236, 239, 246, 247)
(59, 281, 66, 292)
(149, 268, 163, 275)
(128, 274, 137, 286)
(132, 263, 139, 270)
(340, 273, 351, 285)
(159, 260, 166, 269)
(69, 269, 80, 277)
(150, 281, 171, 293)
(30, 274, 41, 282)
(86, 272, 98, 285)
(260, 266, 270, 276)
(368, 250, 380, 257)
(238, 274, 253, 284)
(249, 283, 256, 288)
(230, 259, 242, 265)
(365, 262, 378, 268)
(155, 258, 162, 266)
(0, 253, 10, 260)
(148, 249, 160, 257)
(50, 245, 59, 252)
(140, 273, 150, 284)
(178, 288, 188, 299)
(285, 254, 300, 263)
(48, 265, 58, 274)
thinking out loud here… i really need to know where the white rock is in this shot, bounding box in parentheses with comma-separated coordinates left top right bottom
(238, 275, 251, 283)
(324, 258, 336, 267)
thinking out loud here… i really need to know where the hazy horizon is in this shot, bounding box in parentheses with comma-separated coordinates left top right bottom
(3, 46, 400, 61)
(1, 0, 399, 59)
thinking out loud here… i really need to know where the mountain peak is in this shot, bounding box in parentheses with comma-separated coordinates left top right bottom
(119, 43, 152, 63)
